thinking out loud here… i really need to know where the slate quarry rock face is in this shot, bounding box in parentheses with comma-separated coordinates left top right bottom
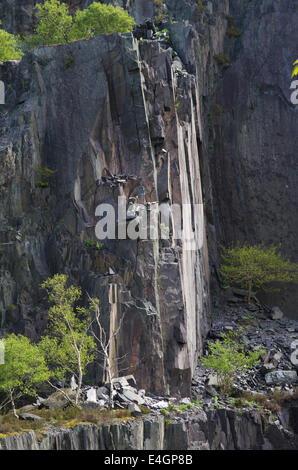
(0, 32, 210, 396)
(0, 0, 297, 402)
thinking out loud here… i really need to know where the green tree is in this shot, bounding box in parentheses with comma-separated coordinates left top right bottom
(220, 243, 298, 303)
(24, 0, 135, 49)
(0, 22, 23, 62)
(201, 331, 265, 396)
(0, 334, 50, 418)
(70, 1, 135, 40)
(39, 274, 96, 405)
(24, 0, 73, 48)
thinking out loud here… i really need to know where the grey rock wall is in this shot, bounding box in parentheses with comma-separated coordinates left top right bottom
(0, 32, 210, 395)
(1, 408, 298, 450)
(209, 0, 298, 316)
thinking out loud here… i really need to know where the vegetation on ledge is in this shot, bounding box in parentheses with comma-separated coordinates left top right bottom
(0, 0, 136, 61)
(0, 406, 134, 438)
(220, 243, 298, 303)
(23, 0, 135, 50)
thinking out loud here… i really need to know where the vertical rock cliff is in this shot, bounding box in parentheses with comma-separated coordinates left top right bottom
(0, 32, 210, 395)
(209, 0, 298, 316)
(0, 0, 297, 401)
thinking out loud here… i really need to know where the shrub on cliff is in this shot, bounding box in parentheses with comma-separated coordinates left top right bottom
(201, 331, 265, 396)
(70, 2, 135, 40)
(23, 0, 73, 48)
(0, 335, 50, 418)
(220, 243, 298, 303)
(24, 0, 135, 49)
(0, 22, 23, 62)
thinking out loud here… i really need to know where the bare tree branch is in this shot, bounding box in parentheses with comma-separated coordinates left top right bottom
(86, 292, 127, 408)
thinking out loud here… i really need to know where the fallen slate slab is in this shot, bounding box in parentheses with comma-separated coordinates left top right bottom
(42, 390, 75, 410)
(150, 400, 169, 409)
(112, 377, 129, 388)
(119, 389, 145, 405)
(19, 413, 45, 422)
(207, 374, 220, 387)
(96, 387, 110, 402)
(128, 403, 142, 416)
(86, 387, 98, 403)
(271, 307, 284, 321)
(265, 370, 297, 386)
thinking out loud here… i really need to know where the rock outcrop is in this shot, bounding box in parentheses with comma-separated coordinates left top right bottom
(0, 31, 210, 396)
(1, 407, 298, 450)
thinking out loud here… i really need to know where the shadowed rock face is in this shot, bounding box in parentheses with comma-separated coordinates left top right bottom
(156, 0, 298, 316)
(0, 33, 210, 396)
(0, 0, 38, 35)
(209, 0, 298, 316)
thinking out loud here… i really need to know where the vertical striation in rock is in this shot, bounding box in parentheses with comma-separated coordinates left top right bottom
(1, 408, 298, 450)
(0, 31, 210, 395)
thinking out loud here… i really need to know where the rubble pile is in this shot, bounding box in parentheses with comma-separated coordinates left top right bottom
(192, 293, 298, 406)
(82, 375, 174, 414)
